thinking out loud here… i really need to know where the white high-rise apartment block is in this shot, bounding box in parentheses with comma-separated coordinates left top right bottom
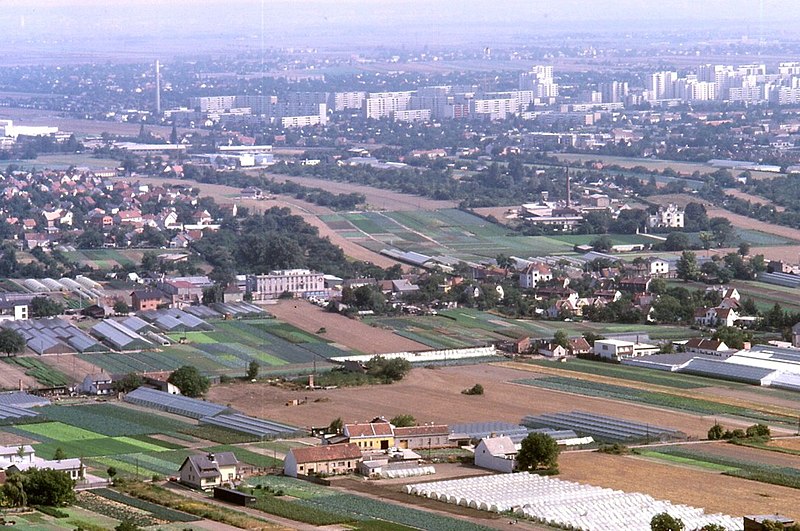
(363, 91, 414, 119)
(646, 71, 678, 100)
(333, 91, 366, 111)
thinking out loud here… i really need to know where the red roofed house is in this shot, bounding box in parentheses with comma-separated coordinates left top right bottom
(343, 421, 395, 450)
(684, 338, 731, 357)
(283, 443, 362, 478)
(519, 263, 553, 289)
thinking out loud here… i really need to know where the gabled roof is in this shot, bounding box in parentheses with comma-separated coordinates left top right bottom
(181, 452, 238, 478)
(477, 436, 517, 456)
(685, 338, 728, 351)
(344, 422, 394, 438)
(289, 443, 362, 464)
(394, 425, 449, 437)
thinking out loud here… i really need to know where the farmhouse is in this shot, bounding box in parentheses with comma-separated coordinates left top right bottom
(131, 290, 163, 312)
(474, 435, 518, 473)
(684, 338, 731, 357)
(283, 443, 362, 478)
(179, 452, 239, 490)
(393, 424, 453, 450)
(7, 458, 85, 481)
(344, 420, 395, 450)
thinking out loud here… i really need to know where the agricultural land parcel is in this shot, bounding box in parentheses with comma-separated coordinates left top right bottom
(0, 402, 282, 481)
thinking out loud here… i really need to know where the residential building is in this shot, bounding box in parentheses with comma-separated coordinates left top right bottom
(79, 373, 116, 395)
(178, 452, 239, 490)
(519, 263, 553, 289)
(248, 269, 326, 300)
(343, 421, 395, 450)
(474, 436, 517, 473)
(393, 425, 452, 450)
(683, 338, 731, 357)
(131, 290, 163, 312)
(648, 204, 685, 229)
(645, 257, 670, 276)
(283, 443, 362, 478)
(593, 339, 659, 361)
(0, 300, 28, 322)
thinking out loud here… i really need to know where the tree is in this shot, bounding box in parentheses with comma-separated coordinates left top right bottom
(553, 330, 569, 349)
(0, 328, 26, 357)
(390, 414, 416, 427)
(676, 251, 699, 282)
(707, 423, 725, 441)
(116, 518, 142, 531)
(697, 525, 727, 531)
(107, 466, 117, 481)
(1, 473, 26, 507)
(113, 299, 131, 315)
(738, 242, 751, 256)
(712, 326, 751, 349)
(52, 447, 67, 460)
(76, 228, 105, 249)
(650, 512, 685, 531)
(591, 235, 613, 252)
(20, 468, 75, 506)
(246, 360, 260, 380)
(664, 232, 690, 251)
(516, 433, 559, 472)
(29, 296, 64, 318)
(167, 365, 210, 397)
(364, 356, 411, 383)
(113, 373, 143, 393)
(328, 417, 343, 434)
(745, 424, 770, 439)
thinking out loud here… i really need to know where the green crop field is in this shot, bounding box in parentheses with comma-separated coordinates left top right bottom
(514, 376, 795, 425)
(39, 403, 194, 437)
(2, 357, 71, 387)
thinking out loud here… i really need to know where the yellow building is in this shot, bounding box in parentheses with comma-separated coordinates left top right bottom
(344, 421, 395, 450)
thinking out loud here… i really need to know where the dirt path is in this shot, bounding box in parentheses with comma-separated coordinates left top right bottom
(114, 175, 398, 267)
(0, 359, 37, 390)
(266, 300, 428, 354)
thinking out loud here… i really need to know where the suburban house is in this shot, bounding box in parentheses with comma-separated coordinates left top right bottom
(519, 263, 553, 289)
(536, 342, 568, 358)
(7, 458, 85, 481)
(619, 277, 652, 293)
(178, 452, 239, 490)
(593, 339, 659, 361)
(0, 300, 28, 322)
(683, 338, 731, 357)
(645, 257, 670, 277)
(131, 290, 163, 312)
(393, 425, 453, 450)
(79, 373, 116, 395)
(474, 436, 518, 473)
(343, 420, 395, 450)
(283, 443, 362, 478)
(568, 337, 592, 356)
(694, 307, 740, 327)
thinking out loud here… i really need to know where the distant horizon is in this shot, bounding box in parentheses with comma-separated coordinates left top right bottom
(2, 0, 800, 58)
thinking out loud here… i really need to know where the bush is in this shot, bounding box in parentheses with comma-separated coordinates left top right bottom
(745, 424, 771, 439)
(461, 383, 484, 395)
(34, 505, 69, 518)
(707, 423, 725, 440)
(597, 443, 629, 455)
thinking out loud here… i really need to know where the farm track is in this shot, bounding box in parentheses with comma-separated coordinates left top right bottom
(499, 361, 800, 424)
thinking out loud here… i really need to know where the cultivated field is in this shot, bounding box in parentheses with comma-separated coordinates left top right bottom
(258, 171, 458, 211)
(556, 153, 781, 180)
(264, 300, 428, 354)
(558, 452, 799, 517)
(209, 364, 720, 437)
(0, 359, 38, 390)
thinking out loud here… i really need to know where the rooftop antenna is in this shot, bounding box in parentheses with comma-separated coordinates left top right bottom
(155, 60, 161, 115)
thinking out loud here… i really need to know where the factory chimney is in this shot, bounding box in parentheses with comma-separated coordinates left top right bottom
(565, 166, 571, 207)
(155, 60, 161, 115)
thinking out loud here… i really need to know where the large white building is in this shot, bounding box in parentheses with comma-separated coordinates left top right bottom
(248, 269, 326, 300)
(0, 120, 59, 140)
(648, 204, 684, 229)
(593, 339, 659, 361)
(364, 92, 414, 120)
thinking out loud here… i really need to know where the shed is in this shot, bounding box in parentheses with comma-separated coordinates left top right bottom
(213, 487, 256, 506)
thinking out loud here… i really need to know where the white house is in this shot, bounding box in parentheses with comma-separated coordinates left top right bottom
(474, 436, 518, 473)
(519, 263, 553, 289)
(0, 445, 35, 468)
(79, 373, 115, 395)
(648, 204, 684, 229)
(646, 257, 670, 276)
(8, 458, 85, 481)
(178, 452, 239, 490)
(683, 338, 731, 357)
(593, 339, 659, 361)
(0, 300, 28, 322)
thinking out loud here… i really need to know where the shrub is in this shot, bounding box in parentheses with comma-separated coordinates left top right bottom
(34, 505, 69, 518)
(745, 424, 770, 439)
(707, 423, 725, 440)
(461, 383, 484, 395)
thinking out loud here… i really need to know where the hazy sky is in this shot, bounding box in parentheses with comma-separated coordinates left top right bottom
(2, 1, 799, 57)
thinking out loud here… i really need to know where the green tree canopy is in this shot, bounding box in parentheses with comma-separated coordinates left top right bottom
(364, 356, 411, 383)
(0, 328, 26, 357)
(113, 373, 144, 394)
(167, 365, 210, 397)
(676, 251, 699, 282)
(19, 468, 75, 506)
(29, 296, 64, 318)
(390, 414, 416, 427)
(516, 433, 559, 472)
(246, 360, 260, 380)
(650, 512, 685, 531)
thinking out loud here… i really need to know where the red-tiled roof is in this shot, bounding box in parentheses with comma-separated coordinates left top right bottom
(344, 422, 394, 438)
(394, 425, 449, 437)
(290, 443, 362, 464)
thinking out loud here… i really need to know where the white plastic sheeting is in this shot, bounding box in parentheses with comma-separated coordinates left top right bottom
(406, 473, 742, 531)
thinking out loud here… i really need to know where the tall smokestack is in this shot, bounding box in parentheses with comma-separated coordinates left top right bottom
(565, 166, 571, 207)
(155, 60, 161, 115)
